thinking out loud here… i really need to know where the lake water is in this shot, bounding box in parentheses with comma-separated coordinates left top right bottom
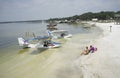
(0, 22, 103, 78)
(0, 22, 101, 50)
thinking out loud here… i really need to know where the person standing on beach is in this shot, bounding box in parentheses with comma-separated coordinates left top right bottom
(110, 26, 112, 32)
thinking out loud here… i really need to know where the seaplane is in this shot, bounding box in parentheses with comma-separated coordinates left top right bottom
(47, 30, 72, 39)
(18, 36, 61, 49)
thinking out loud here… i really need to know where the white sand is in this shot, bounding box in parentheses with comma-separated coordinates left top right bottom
(38, 22, 120, 78)
(75, 22, 120, 78)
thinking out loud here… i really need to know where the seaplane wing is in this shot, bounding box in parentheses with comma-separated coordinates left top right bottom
(47, 30, 72, 39)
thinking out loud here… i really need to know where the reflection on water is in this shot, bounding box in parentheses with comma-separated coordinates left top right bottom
(30, 48, 48, 55)
(18, 47, 50, 55)
(18, 48, 29, 55)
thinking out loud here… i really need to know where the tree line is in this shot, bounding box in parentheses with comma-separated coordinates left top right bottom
(47, 11, 120, 21)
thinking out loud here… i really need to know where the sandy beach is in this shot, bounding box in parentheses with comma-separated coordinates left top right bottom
(75, 22, 120, 78)
(44, 22, 120, 78)
(0, 22, 120, 78)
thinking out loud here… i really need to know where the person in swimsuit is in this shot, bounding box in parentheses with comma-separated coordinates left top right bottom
(81, 46, 89, 55)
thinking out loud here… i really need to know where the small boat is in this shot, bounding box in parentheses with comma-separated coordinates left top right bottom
(47, 27, 58, 31)
(47, 23, 57, 28)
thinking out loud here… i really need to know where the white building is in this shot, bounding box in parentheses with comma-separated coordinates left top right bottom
(92, 18, 98, 22)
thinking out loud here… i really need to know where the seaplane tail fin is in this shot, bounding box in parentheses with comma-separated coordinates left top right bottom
(18, 37, 28, 47)
(47, 30, 53, 37)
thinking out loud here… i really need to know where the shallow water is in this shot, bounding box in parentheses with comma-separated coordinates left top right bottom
(0, 22, 102, 78)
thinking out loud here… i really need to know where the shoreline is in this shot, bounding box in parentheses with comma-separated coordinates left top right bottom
(78, 21, 120, 78)
(0, 22, 120, 78)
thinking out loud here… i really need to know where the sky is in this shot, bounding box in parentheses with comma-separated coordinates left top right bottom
(0, 0, 120, 22)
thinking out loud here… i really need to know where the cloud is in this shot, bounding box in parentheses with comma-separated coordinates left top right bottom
(0, 0, 120, 21)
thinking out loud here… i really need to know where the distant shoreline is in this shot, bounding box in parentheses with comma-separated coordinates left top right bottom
(0, 20, 43, 24)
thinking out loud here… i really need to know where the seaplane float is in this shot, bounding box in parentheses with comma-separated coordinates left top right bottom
(18, 36, 61, 49)
(47, 30, 72, 39)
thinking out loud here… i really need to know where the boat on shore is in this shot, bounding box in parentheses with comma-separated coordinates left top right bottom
(47, 23, 57, 28)
(47, 22, 58, 31)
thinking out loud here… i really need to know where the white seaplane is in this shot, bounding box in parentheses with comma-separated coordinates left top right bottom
(18, 36, 61, 49)
(47, 30, 72, 39)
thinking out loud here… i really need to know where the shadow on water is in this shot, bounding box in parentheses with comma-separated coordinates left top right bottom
(18, 48, 29, 54)
(18, 47, 48, 55)
(30, 48, 48, 55)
